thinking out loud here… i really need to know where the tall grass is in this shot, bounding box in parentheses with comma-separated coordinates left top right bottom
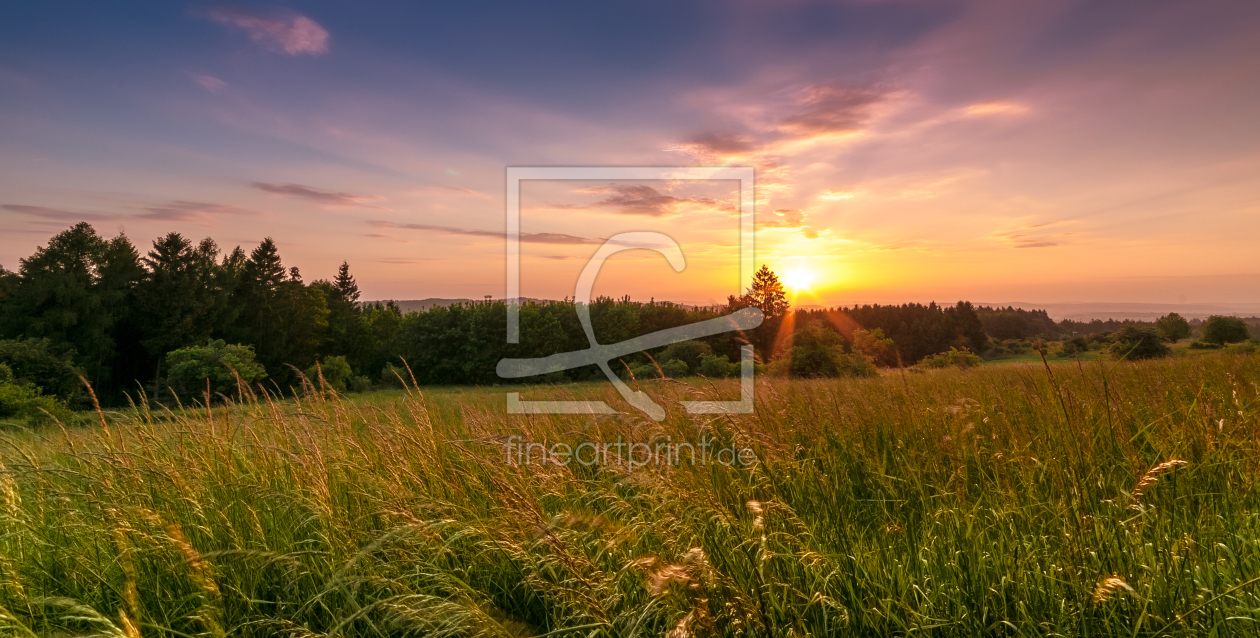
(0, 352, 1259, 636)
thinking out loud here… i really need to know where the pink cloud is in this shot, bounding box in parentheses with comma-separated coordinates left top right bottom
(205, 7, 329, 56)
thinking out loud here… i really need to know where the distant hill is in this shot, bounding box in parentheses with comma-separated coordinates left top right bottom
(978, 302, 1260, 322)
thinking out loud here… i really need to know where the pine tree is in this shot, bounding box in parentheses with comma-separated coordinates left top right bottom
(333, 261, 360, 302)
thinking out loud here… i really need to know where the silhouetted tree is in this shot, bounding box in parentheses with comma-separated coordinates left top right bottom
(1201, 315, 1249, 345)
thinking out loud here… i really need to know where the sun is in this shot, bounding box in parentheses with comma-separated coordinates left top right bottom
(781, 266, 816, 293)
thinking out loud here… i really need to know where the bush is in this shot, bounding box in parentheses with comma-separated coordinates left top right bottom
(305, 356, 353, 392)
(660, 359, 689, 379)
(699, 353, 740, 378)
(347, 375, 372, 393)
(0, 363, 74, 427)
(1058, 336, 1091, 357)
(1188, 341, 1220, 350)
(656, 340, 712, 372)
(1109, 326, 1171, 360)
(166, 340, 267, 401)
(1202, 315, 1250, 345)
(380, 363, 408, 387)
(919, 347, 981, 369)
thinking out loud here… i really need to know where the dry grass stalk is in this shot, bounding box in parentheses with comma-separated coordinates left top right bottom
(1091, 574, 1134, 604)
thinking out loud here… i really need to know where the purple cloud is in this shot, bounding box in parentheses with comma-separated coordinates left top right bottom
(368, 220, 598, 244)
(253, 182, 378, 207)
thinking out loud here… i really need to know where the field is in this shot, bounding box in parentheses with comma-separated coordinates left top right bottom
(1, 352, 1260, 636)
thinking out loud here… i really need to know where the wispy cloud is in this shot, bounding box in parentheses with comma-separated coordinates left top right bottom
(1, 205, 89, 222)
(3, 201, 255, 224)
(192, 74, 227, 93)
(777, 84, 885, 138)
(409, 184, 493, 200)
(140, 201, 254, 221)
(253, 182, 381, 207)
(204, 6, 329, 56)
(368, 220, 599, 244)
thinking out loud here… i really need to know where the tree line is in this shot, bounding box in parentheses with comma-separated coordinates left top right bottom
(0, 223, 1252, 416)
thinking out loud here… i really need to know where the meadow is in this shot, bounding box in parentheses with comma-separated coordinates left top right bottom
(1, 351, 1259, 637)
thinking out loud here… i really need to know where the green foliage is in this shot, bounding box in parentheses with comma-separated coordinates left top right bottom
(728, 265, 790, 357)
(379, 362, 408, 387)
(1201, 315, 1250, 345)
(0, 337, 85, 406)
(1109, 326, 1172, 360)
(919, 346, 982, 369)
(772, 322, 877, 378)
(657, 340, 712, 371)
(165, 340, 267, 401)
(1058, 336, 1091, 357)
(660, 358, 689, 379)
(0, 223, 144, 397)
(305, 355, 354, 392)
(347, 375, 372, 393)
(620, 358, 688, 380)
(0, 363, 73, 426)
(699, 353, 740, 378)
(1155, 312, 1192, 342)
(851, 328, 896, 366)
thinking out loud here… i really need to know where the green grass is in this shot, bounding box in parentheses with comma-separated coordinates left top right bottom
(2, 351, 1260, 636)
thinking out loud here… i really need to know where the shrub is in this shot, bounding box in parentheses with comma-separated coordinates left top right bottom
(305, 356, 353, 392)
(0, 363, 74, 427)
(919, 347, 981, 369)
(1188, 341, 1220, 350)
(699, 353, 740, 378)
(657, 340, 712, 372)
(1155, 313, 1192, 342)
(1109, 326, 1171, 360)
(347, 375, 373, 393)
(660, 359, 689, 379)
(166, 340, 267, 401)
(619, 358, 688, 380)
(1202, 315, 1250, 345)
(772, 323, 877, 378)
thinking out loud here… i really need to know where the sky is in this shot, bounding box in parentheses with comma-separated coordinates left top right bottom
(1, 0, 1258, 308)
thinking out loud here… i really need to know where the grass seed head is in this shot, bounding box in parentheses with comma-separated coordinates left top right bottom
(1132, 459, 1188, 502)
(1092, 574, 1134, 604)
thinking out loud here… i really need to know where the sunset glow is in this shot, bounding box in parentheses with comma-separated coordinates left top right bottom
(782, 266, 818, 294)
(0, 2, 1258, 309)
